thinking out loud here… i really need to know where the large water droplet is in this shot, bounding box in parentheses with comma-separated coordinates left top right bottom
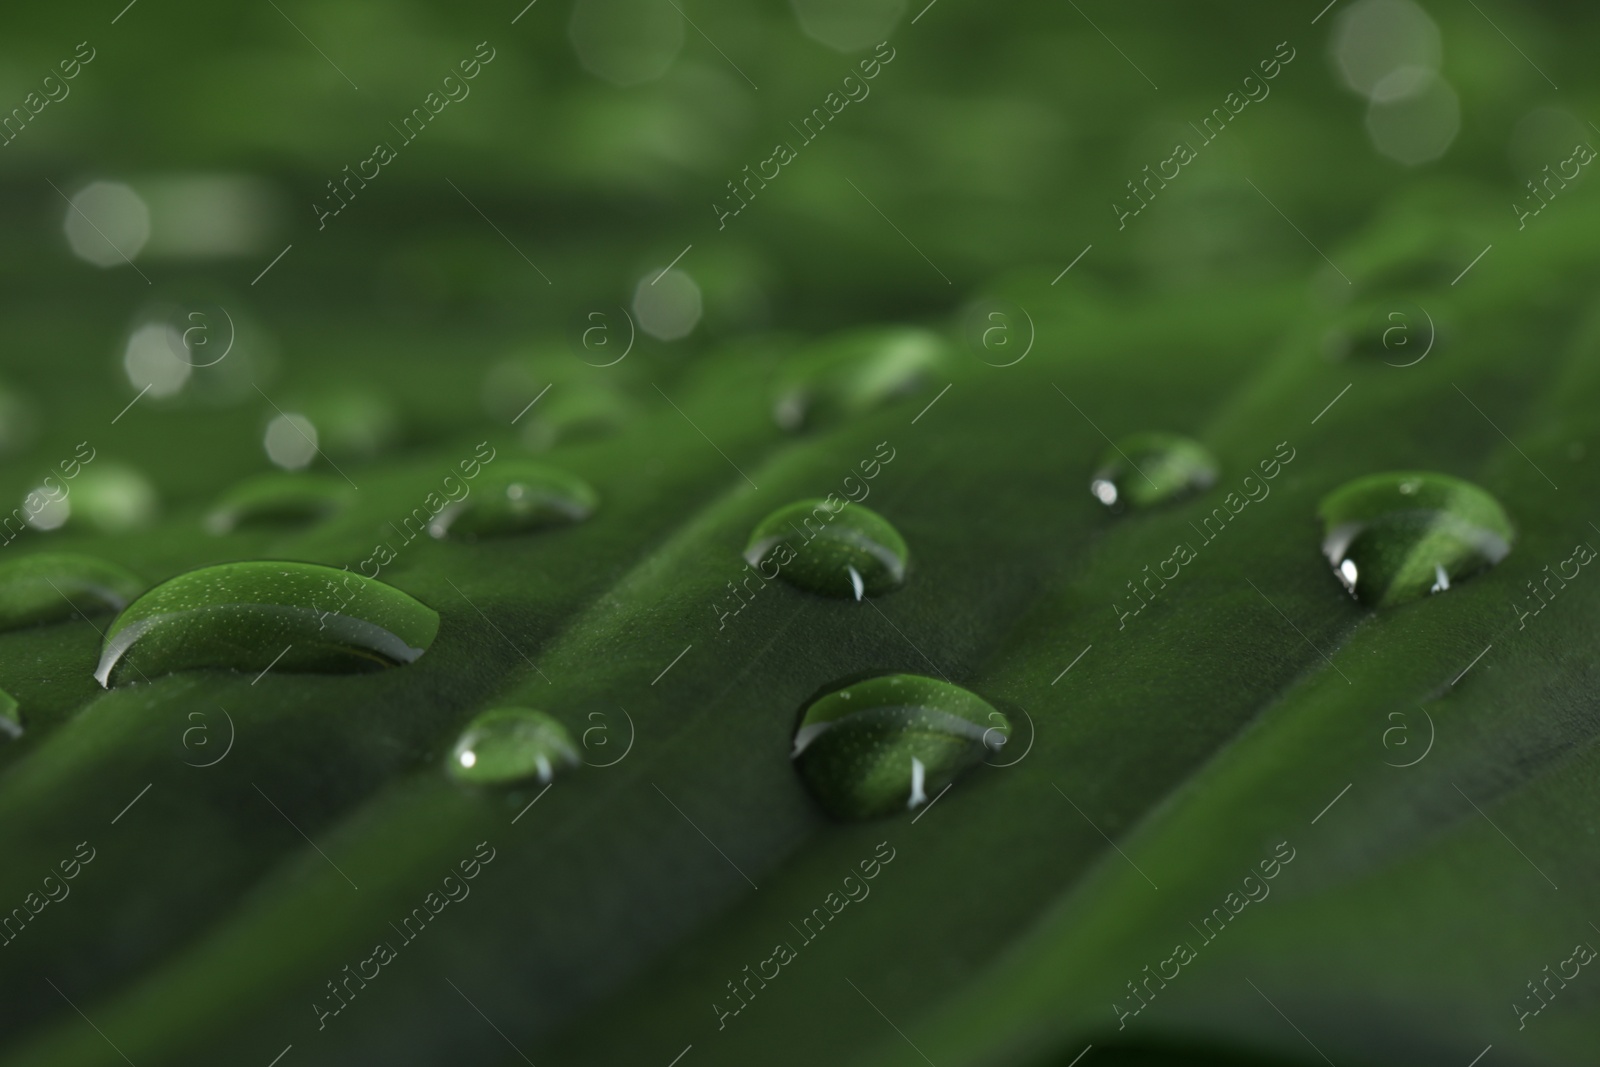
(1090, 433, 1218, 509)
(205, 473, 351, 533)
(429, 462, 597, 539)
(745, 500, 908, 599)
(773, 327, 948, 432)
(94, 561, 440, 687)
(449, 708, 578, 786)
(0, 553, 144, 631)
(793, 675, 1008, 820)
(1319, 471, 1514, 606)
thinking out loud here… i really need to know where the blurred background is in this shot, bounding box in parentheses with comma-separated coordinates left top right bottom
(0, 0, 1593, 501)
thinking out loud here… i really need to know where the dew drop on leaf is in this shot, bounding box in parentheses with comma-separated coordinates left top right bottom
(93, 560, 440, 687)
(791, 674, 1008, 820)
(772, 326, 948, 432)
(745, 499, 908, 599)
(1318, 471, 1514, 607)
(0, 552, 144, 631)
(204, 472, 351, 533)
(449, 708, 578, 786)
(1090, 432, 1218, 509)
(429, 462, 598, 539)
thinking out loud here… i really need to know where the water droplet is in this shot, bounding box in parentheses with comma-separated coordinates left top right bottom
(448, 708, 578, 786)
(774, 327, 948, 432)
(0, 687, 18, 740)
(205, 473, 351, 534)
(94, 561, 439, 688)
(792, 674, 1008, 820)
(744, 500, 908, 599)
(1319, 471, 1514, 607)
(429, 462, 598, 539)
(518, 387, 632, 453)
(0, 553, 144, 631)
(1090, 433, 1218, 509)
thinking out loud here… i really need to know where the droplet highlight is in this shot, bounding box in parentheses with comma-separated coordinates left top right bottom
(94, 561, 440, 687)
(449, 708, 578, 786)
(1091, 433, 1218, 509)
(429, 462, 597, 539)
(1318, 471, 1514, 607)
(791, 674, 1008, 820)
(0, 553, 144, 632)
(745, 500, 908, 599)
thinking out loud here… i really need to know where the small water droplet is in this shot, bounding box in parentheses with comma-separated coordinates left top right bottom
(791, 674, 1007, 820)
(745, 500, 908, 599)
(1319, 471, 1514, 607)
(773, 327, 948, 432)
(205, 473, 351, 533)
(0, 553, 144, 631)
(429, 462, 598, 539)
(94, 561, 439, 687)
(1091, 433, 1218, 509)
(449, 708, 578, 786)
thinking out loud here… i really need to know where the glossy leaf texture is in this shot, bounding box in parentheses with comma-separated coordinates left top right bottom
(2, 192, 1600, 1067)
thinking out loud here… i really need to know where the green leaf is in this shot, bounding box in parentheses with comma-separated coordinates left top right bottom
(4, 196, 1600, 1067)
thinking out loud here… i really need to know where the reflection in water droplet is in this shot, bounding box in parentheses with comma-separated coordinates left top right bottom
(0, 553, 144, 632)
(745, 499, 908, 599)
(774, 327, 947, 432)
(792, 674, 1008, 820)
(429, 462, 598, 539)
(1091, 433, 1218, 509)
(449, 708, 578, 786)
(0, 687, 18, 740)
(205, 473, 351, 534)
(94, 561, 439, 687)
(1319, 471, 1513, 607)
